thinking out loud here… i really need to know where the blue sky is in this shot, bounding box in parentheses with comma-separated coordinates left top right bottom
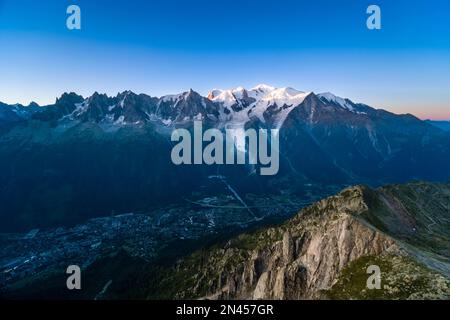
(0, 0, 449, 119)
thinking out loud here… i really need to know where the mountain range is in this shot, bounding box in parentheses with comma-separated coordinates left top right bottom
(1, 84, 438, 129)
(1, 85, 450, 232)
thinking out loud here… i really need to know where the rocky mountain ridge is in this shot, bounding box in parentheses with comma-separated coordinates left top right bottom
(0, 84, 431, 129)
(152, 182, 450, 300)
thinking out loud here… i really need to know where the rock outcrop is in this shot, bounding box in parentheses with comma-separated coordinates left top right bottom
(157, 182, 450, 300)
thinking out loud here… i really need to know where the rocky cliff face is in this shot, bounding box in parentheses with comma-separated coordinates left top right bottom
(157, 183, 450, 300)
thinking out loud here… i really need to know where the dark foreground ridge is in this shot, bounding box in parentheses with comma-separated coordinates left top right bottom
(150, 181, 450, 300)
(2, 181, 449, 300)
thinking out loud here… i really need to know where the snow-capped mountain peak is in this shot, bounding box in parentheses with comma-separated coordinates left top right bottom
(205, 85, 313, 131)
(207, 84, 309, 108)
(249, 87, 311, 127)
(318, 92, 355, 112)
(250, 83, 276, 93)
(1, 86, 378, 130)
(260, 87, 307, 104)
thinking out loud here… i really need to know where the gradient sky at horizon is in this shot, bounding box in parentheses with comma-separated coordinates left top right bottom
(0, 0, 449, 119)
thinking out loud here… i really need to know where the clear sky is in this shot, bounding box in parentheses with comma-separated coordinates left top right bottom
(0, 0, 449, 119)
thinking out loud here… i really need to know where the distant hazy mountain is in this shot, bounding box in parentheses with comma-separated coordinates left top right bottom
(426, 120, 450, 131)
(1, 85, 450, 232)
